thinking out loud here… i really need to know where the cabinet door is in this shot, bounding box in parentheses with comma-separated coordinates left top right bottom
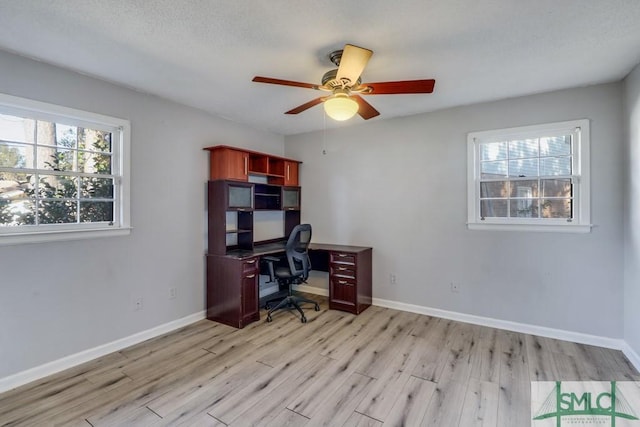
(210, 148, 249, 181)
(282, 187, 300, 210)
(284, 161, 299, 186)
(241, 270, 259, 325)
(227, 182, 254, 210)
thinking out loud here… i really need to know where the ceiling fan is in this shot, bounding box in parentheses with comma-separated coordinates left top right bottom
(252, 44, 436, 122)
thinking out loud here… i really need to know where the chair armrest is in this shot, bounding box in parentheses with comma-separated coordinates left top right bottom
(261, 255, 282, 283)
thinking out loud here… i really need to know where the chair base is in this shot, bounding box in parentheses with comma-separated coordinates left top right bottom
(265, 293, 320, 323)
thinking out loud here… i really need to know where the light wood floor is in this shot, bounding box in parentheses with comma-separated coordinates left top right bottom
(1, 295, 638, 426)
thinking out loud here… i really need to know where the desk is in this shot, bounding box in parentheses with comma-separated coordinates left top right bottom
(206, 242, 372, 328)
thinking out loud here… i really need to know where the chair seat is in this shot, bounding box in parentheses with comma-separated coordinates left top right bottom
(274, 266, 294, 279)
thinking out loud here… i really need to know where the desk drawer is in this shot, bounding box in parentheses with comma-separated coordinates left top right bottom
(330, 264, 356, 279)
(330, 276, 356, 309)
(241, 257, 258, 274)
(330, 252, 356, 265)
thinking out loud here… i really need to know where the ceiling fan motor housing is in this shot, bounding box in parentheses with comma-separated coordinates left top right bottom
(322, 69, 361, 90)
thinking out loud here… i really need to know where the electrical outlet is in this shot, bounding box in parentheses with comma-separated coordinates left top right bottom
(450, 283, 460, 293)
(134, 297, 143, 311)
(390, 273, 396, 285)
(169, 288, 177, 299)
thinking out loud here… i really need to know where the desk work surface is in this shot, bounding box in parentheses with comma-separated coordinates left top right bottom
(224, 241, 372, 259)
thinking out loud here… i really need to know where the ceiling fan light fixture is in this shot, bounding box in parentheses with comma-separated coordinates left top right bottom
(323, 93, 358, 121)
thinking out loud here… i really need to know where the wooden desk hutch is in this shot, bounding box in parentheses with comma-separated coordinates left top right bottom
(204, 145, 372, 328)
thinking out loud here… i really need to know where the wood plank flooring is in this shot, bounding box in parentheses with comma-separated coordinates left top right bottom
(1, 295, 638, 426)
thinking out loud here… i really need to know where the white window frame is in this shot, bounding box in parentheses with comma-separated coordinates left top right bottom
(467, 119, 591, 233)
(0, 93, 131, 245)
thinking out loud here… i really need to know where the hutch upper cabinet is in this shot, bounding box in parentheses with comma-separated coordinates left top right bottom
(205, 145, 301, 185)
(207, 146, 249, 181)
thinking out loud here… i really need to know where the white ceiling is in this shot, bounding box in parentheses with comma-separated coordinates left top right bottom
(1, 1, 640, 136)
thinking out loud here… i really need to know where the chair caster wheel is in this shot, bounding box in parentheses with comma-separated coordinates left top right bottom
(266, 316, 272, 323)
(265, 304, 271, 310)
(301, 316, 307, 323)
(314, 304, 320, 311)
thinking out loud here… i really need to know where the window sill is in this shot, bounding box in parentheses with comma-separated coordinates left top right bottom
(467, 222, 592, 233)
(0, 227, 132, 246)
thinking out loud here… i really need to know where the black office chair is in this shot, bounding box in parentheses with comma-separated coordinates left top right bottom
(263, 224, 320, 323)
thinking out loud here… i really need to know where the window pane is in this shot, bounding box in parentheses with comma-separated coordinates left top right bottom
(80, 201, 113, 222)
(38, 200, 77, 224)
(480, 181, 509, 198)
(55, 125, 77, 149)
(510, 180, 538, 198)
(81, 177, 114, 198)
(481, 160, 507, 178)
(0, 142, 31, 168)
(540, 156, 571, 176)
(540, 136, 571, 156)
(541, 179, 572, 198)
(37, 147, 75, 171)
(481, 199, 508, 217)
(35, 121, 58, 146)
(508, 139, 538, 159)
(38, 175, 78, 198)
(0, 114, 35, 143)
(1, 172, 35, 226)
(79, 129, 112, 153)
(541, 199, 572, 218)
(480, 142, 507, 161)
(0, 199, 35, 226)
(0, 171, 32, 198)
(510, 199, 539, 218)
(79, 151, 112, 174)
(508, 158, 538, 177)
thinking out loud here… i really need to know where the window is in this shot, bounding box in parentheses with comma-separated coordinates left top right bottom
(467, 119, 590, 232)
(0, 93, 130, 245)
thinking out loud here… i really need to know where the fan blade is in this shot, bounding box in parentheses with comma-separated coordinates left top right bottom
(351, 95, 380, 120)
(252, 76, 320, 90)
(285, 97, 326, 115)
(362, 79, 435, 94)
(336, 44, 373, 85)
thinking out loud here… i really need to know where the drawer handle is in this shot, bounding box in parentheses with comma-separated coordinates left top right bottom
(338, 267, 347, 271)
(337, 254, 347, 257)
(338, 280, 348, 284)
(246, 274, 256, 279)
(245, 259, 256, 264)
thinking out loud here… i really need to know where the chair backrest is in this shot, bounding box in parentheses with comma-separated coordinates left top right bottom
(285, 224, 312, 281)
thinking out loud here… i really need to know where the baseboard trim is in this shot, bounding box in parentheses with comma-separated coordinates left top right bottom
(0, 311, 205, 394)
(372, 297, 627, 352)
(621, 342, 640, 372)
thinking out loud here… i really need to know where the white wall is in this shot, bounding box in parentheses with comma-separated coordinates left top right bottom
(286, 83, 625, 338)
(0, 50, 284, 378)
(624, 64, 640, 358)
